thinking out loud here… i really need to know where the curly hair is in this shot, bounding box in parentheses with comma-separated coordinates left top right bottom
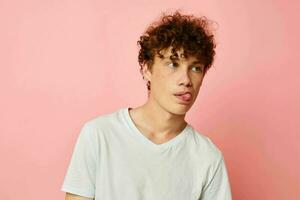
(137, 10, 217, 92)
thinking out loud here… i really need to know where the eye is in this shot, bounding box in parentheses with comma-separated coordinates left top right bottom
(167, 62, 179, 68)
(192, 66, 203, 73)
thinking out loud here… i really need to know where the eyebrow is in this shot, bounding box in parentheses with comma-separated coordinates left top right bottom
(163, 57, 204, 65)
(191, 61, 205, 66)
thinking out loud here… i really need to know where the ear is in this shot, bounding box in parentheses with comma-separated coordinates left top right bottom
(142, 63, 152, 82)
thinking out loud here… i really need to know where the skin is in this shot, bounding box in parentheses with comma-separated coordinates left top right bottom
(64, 46, 206, 199)
(129, 46, 206, 144)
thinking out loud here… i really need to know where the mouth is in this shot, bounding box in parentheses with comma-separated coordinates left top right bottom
(173, 92, 192, 104)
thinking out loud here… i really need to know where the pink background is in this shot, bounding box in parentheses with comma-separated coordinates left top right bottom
(1, 0, 299, 199)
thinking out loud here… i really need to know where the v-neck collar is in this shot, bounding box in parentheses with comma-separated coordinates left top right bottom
(121, 107, 190, 151)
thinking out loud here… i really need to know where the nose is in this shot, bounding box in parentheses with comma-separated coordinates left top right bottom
(178, 69, 192, 87)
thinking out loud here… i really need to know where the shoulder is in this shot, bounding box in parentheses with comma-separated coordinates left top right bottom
(187, 126, 223, 164)
(84, 108, 123, 129)
(73, 108, 124, 151)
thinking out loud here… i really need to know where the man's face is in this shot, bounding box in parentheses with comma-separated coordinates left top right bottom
(143, 47, 206, 115)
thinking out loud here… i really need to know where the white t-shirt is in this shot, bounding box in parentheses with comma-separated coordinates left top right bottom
(61, 107, 232, 200)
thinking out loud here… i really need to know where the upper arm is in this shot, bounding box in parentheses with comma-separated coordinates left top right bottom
(65, 192, 94, 200)
(61, 123, 98, 198)
(200, 154, 232, 200)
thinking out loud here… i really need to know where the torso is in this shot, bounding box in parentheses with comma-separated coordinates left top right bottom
(129, 108, 179, 145)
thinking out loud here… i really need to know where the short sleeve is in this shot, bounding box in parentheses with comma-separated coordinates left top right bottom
(61, 123, 98, 198)
(200, 154, 232, 200)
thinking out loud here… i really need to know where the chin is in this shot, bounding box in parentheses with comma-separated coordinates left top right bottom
(172, 105, 191, 115)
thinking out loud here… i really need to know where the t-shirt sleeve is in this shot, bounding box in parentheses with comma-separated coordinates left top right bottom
(61, 123, 98, 198)
(200, 154, 232, 200)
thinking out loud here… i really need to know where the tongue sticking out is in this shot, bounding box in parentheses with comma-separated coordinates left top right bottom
(180, 93, 191, 100)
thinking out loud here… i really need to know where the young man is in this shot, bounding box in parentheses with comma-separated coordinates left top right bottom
(61, 11, 232, 200)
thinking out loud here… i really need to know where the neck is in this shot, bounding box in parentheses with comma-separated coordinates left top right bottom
(129, 99, 187, 139)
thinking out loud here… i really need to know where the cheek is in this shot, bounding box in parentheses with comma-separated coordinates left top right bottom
(193, 77, 204, 90)
(153, 72, 170, 87)
(151, 76, 173, 97)
(197, 78, 203, 87)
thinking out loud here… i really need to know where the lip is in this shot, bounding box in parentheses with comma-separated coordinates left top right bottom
(174, 91, 192, 96)
(173, 92, 193, 104)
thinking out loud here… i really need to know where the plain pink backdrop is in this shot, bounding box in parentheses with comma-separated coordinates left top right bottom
(1, 0, 299, 199)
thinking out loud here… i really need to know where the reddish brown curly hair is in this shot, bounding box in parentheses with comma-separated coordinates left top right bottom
(137, 10, 217, 92)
